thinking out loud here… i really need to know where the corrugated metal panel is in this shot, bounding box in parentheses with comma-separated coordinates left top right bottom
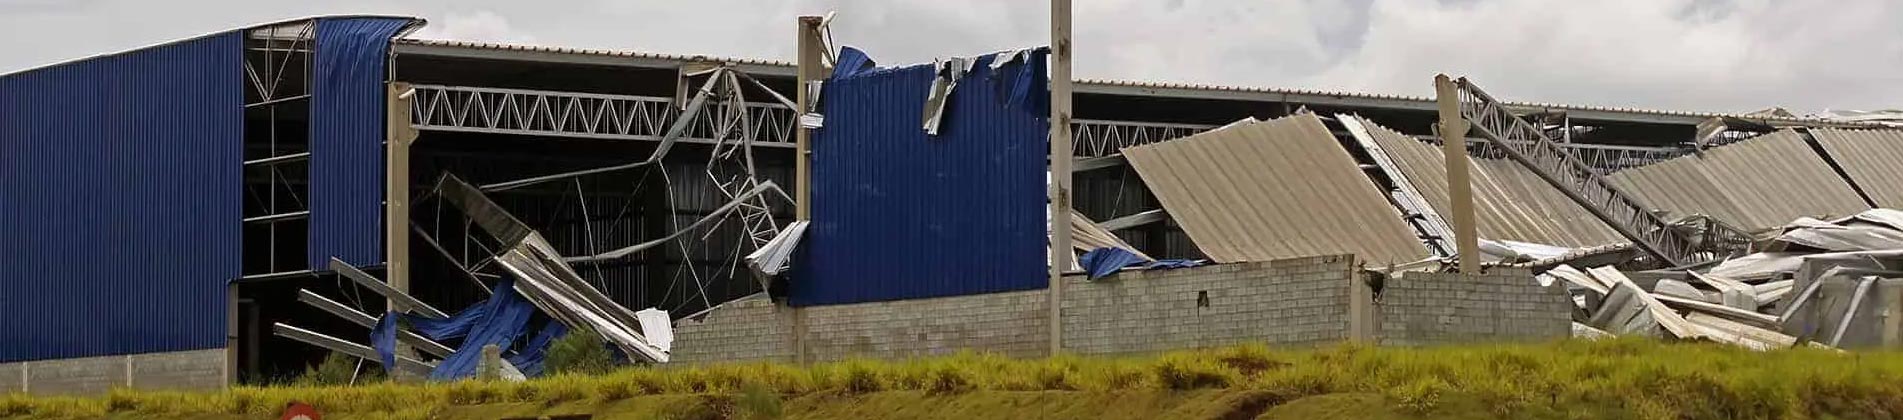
(793, 50, 1049, 306)
(0, 33, 243, 362)
(1352, 118, 1623, 247)
(1811, 128, 1903, 208)
(1607, 129, 1868, 231)
(1122, 114, 1427, 264)
(307, 17, 417, 269)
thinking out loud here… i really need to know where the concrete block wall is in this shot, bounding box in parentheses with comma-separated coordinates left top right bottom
(672, 297, 799, 364)
(1061, 255, 1359, 355)
(1377, 268, 1571, 346)
(0, 349, 225, 396)
(666, 255, 1569, 364)
(804, 290, 1050, 362)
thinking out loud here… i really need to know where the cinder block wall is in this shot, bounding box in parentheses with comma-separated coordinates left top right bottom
(1061, 255, 1359, 355)
(669, 254, 1370, 363)
(1377, 268, 1571, 346)
(672, 297, 799, 364)
(804, 290, 1050, 362)
(0, 349, 225, 396)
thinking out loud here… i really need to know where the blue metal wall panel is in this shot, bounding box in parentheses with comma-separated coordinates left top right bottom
(0, 33, 244, 362)
(792, 50, 1050, 306)
(307, 17, 414, 270)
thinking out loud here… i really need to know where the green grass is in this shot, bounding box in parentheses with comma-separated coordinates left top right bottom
(6, 338, 1903, 419)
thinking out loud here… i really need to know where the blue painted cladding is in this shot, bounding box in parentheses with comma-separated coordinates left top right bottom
(792, 50, 1050, 306)
(308, 17, 413, 270)
(0, 33, 244, 362)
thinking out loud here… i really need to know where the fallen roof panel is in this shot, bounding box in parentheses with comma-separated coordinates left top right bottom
(1810, 128, 1903, 208)
(1121, 113, 1427, 264)
(1348, 117, 1623, 248)
(1607, 129, 1869, 232)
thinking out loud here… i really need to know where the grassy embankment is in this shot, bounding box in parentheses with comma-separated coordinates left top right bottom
(5, 338, 1903, 419)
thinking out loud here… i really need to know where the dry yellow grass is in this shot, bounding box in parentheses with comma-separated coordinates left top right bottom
(4, 338, 1902, 419)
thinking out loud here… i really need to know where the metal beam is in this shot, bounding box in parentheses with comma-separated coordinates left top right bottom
(1073, 154, 1126, 172)
(295, 290, 456, 357)
(1099, 209, 1166, 231)
(243, 211, 309, 224)
(328, 257, 449, 318)
(271, 323, 434, 373)
(243, 152, 311, 166)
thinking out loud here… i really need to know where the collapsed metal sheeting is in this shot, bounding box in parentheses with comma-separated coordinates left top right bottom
(1811, 128, 1903, 208)
(1606, 129, 1870, 232)
(1345, 115, 1624, 248)
(436, 174, 672, 363)
(1122, 113, 1427, 264)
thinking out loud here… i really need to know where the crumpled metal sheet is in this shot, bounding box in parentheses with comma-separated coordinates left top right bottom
(436, 175, 672, 363)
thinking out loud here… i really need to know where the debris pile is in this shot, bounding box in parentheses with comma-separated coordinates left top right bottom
(1539, 209, 1903, 350)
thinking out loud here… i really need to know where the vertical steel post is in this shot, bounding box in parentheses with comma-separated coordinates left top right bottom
(1435, 75, 1478, 274)
(1049, 0, 1075, 354)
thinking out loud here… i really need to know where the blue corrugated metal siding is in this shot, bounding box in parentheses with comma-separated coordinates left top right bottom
(0, 33, 243, 362)
(792, 50, 1050, 306)
(307, 17, 415, 270)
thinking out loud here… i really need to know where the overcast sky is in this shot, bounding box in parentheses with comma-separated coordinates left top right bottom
(3, 0, 1898, 114)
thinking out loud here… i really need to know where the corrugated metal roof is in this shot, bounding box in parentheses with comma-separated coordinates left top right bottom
(1607, 130, 1870, 231)
(1811, 128, 1903, 208)
(393, 38, 1882, 127)
(1350, 118, 1623, 247)
(0, 31, 243, 362)
(396, 38, 795, 67)
(1122, 114, 1427, 264)
(307, 17, 420, 270)
(793, 50, 1049, 306)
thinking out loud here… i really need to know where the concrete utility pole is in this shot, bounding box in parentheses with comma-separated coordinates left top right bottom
(796, 17, 822, 221)
(386, 82, 418, 308)
(1048, 0, 1074, 354)
(1434, 75, 1478, 274)
(793, 15, 826, 365)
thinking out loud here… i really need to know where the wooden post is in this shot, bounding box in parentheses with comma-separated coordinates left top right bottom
(794, 15, 825, 364)
(1049, 0, 1074, 355)
(1434, 75, 1478, 274)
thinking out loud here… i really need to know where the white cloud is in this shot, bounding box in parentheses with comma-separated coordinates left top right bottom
(1, 0, 1898, 113)
(412, 10, 536, 44)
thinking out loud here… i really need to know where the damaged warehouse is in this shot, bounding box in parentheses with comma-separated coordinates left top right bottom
(5, 13, 1903, 397)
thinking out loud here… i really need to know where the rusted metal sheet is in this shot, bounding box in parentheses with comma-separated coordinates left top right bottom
(1607, 130, 1868, 231)
(1811, 128, 1903, 208)
(1349, 118, 1622, 248)
(1121, 114, 1427, 264)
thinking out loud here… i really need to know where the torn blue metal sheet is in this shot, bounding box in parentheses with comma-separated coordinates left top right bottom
(831, 46, 876, 79)
(374, 277, 551, 380)
(307, 17, 418, 270)
(0, 32, 243, 362)
(1079, 247, 1207, 280)
(1080, 247, 1148, 280)
(793, 48, 1049, 306)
